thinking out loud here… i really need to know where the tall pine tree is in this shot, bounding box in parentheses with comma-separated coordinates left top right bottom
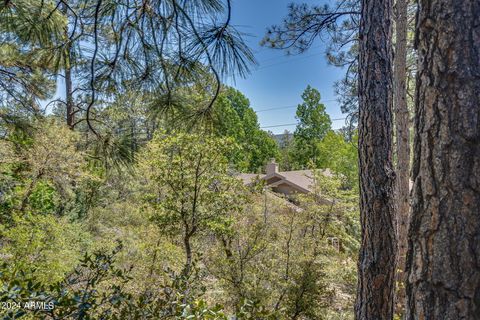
(355, 0, 396, 318)
(406, 1, 480, 318)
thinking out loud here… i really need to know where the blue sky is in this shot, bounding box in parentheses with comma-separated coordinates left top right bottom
(225, 0, 348, 134)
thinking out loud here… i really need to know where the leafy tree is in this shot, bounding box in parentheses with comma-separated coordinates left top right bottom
(0, 120, 93, 284)
(278, 130, 295, 171)
(222, 88, 280, 172)
(300, 170, 360, 255)
(138, 132, 245, 275)
(0, 212, 90, 285)
(249, 130, 280, 173)
(211, 94, 249, 170)
(316, 130, 358, 190)
(295, 86, 332, 142)
(212, 95, 245, 143)
(292, 86, 331, 168)
(0, 120, 88, 219)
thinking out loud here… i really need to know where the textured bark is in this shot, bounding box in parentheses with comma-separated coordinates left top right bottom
(406, 1, 480, 319)
(355, 0, 396, 319)
(63, 2, 74, 128)
(393, 0, 410, 315)
(65, 58, 74, 128)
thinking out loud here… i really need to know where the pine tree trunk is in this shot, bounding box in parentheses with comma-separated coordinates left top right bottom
(63, 2, 74, 128)
(355, 0, 396, 319)
(65, 56, 74, 128)
(406, 1, 480, 319)
(393, 0, 410, 315)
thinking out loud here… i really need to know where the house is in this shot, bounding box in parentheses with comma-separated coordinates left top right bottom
(239, 159, 329, 196)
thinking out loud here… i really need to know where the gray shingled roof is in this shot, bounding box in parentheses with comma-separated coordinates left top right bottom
(278, 170, 315, 192)
(238, 173, 265, 185)
(238, 169, 332, 193)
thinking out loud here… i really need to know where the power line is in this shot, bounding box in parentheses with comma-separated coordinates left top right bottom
(254, 44, 325, 65)
(255, 105, 297, 113)
(260, 117, 346, 129)
(254, 99, 338, 113)
(261, 123, 297, 129)
(225, 50, 325, 81)
(254, 52, 324, 72)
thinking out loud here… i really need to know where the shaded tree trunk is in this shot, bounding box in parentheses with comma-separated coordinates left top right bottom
(393, 0, 410, 315)
(65, 56, 74, 128)
(355, 0, 396, 319)
(63, 2, 74, 128)
(183, 230, 193, 276)
(406, 1, 480, 319)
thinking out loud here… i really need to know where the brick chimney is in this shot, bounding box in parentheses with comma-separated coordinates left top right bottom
(266, 158, 279, 175)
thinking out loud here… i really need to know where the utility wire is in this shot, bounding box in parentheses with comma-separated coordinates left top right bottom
(252, 44, 325, 64)
(261, 123, 297, 129)
(225, 50, 325, 81)
(260, 117, 346, 129)
(254, 99, 338, 113)
(253, 52, 324, 72)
